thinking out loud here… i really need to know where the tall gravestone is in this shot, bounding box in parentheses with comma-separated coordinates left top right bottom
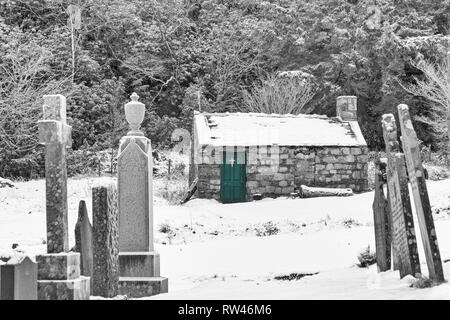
(36, 94, 90, 300)
(92, 183, 119, 297)
(117, 93, 168, 297)
(372, 157, 391, 272)
(397, 104, 445, 283)
(382, 114, 420, 278)
(74, 200, 93, 286)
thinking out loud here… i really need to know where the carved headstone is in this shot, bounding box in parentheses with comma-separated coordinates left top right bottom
(36, 94, 90, 300)
(117, 93, 168, 297)
(382, 114, 421, 278)
(397, 105, 445, 283)
(92, 183, 119, 297)
(0, 256, 37, 300)
(118, 138, 153, 252)
(75, 200, 93, 285)
(372, 158, 391, 272)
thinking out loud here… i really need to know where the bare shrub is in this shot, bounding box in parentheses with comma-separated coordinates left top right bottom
(241, 72, 315, 115)
(0, 41, 72, 157)
(402, 54, 450, 154)
(153, 150, 189, 205)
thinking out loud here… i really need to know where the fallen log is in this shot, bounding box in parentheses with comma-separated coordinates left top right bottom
(299, 185, 353, 198)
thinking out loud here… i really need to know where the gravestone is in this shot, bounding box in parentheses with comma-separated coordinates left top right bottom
(74, 200, 93, 286)
(92, 183, 119, 297)
(382, 114, 421, 278)
(397, 104, 445, 283)
(117, 93, 168, 297)
(0, 255, 37, 300)
(39, 94, 72, 253)
(36, 94, 90, 300)
(372, 157, 391, 272)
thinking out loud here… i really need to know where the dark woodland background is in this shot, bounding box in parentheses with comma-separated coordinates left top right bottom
(1, 0, 449, 179)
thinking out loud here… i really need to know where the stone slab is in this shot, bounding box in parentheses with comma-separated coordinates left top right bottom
(119, 252, 160, 278)
(36, 252, 80, 280)
(372, 159, 391, 272)
(0, 256, 37, 300)
(382, 113, 421, 278)
(38, 276, 90, 300)
(118, 277, 168, 298)
(398, 104, 445, 283)
(388, 154, 421, 277)
(74, 200, 93, 283)
(118, 136, 153, 252)
(92, 183, 119, 298)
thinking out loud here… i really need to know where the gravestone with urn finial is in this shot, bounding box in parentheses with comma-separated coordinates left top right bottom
(117, 93, 168, 297)
(36, 94, 90, 300)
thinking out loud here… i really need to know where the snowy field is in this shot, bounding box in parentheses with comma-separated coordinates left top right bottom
(1, 177, 450, 299)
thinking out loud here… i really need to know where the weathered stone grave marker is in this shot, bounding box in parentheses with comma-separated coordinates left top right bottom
(0, 255, 37, 300)
(397, 104, 445, 283)
(37, 94, 90, 300)
(117, 93, 168, 297)
(382, 114, 420, 278)
(372, 156, 391, 272)
(92, 182, 119, 297)
(39, 94, 72, 253)
(75, 200, 93, 286)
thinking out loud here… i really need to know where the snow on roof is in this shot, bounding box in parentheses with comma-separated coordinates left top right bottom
(194, 111, 367, 147)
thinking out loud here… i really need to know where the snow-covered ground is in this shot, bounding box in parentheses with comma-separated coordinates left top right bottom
(1, 177, 450, 299)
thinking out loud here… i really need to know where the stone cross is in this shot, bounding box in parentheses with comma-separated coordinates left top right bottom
(36, 94, 90, 300)
(382, 114, 420, 278)
(397, 104, 445, 283)
(38, 94, 72, 253)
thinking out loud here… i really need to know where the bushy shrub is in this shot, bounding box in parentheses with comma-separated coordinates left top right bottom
(274, 272, 319, 281)
(158, 223, 176, 244)
(356, 245, 377, 268)
(410, 276, 434, 289)
(255, 221, 280, 237)
(342, 218, 362, 228)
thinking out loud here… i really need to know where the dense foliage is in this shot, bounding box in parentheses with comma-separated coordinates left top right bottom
(0, 0, 449, 178)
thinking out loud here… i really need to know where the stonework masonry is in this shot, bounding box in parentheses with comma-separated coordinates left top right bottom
(196, 145, 368, 201)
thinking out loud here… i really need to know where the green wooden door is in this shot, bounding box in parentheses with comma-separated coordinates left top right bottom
(220, 151, 246, 203)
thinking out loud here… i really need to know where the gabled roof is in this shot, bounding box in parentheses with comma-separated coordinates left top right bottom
(194, 111, 367, 147)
